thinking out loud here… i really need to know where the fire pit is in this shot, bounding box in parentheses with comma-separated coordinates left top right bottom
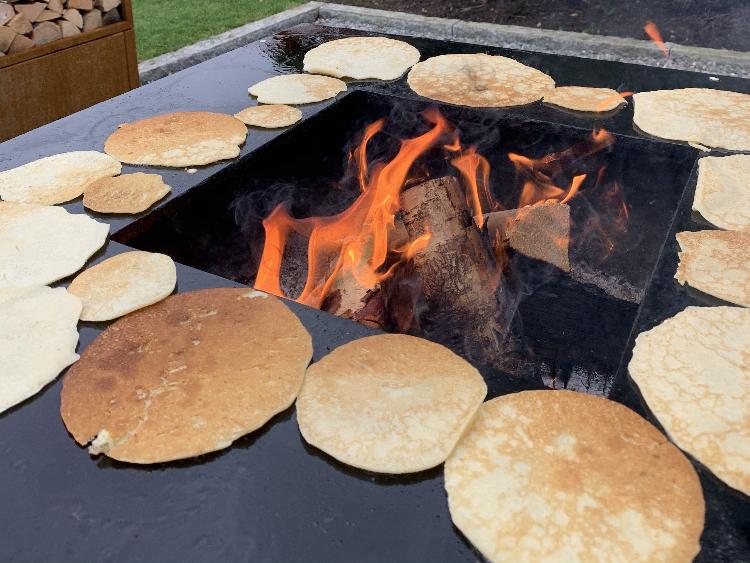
(2, 22, 749, 563)
(115, 90, 694, 399)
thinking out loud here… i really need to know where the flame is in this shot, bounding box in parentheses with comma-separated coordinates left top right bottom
(451, 147, 495, 227)
(644, 21, 669, 59)
(595, 91, 634, 112)
(509, 129, 614, 208)
(255, 110, 449, 307)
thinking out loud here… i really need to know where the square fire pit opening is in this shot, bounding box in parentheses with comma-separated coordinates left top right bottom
(114, 90, 695, 398)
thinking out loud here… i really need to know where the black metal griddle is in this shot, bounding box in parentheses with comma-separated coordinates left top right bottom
(0, 23, 748, 562)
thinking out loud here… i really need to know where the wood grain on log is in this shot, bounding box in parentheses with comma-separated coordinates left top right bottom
(47, 0, 65, 14)
(81, 7, 102, 31)
(66, 0, 93, 10)
(7, 12, 33, 35)
(36, 9, 61, 22)
(62, 7, 82, 28)
(0, 3, 16, 26)
(15, 2, 46, 22)
(32, 20, 62, 45)
(0, 26, 17, 53)
(401, 176, 501, 362)
(484, 202, 570, 271)
(7, 32, 34, 53)
(94, 0, 120, 11)
(58, 18, 80, 36)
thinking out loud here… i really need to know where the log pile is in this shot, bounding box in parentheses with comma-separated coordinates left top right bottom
(0, 0, 121, 56)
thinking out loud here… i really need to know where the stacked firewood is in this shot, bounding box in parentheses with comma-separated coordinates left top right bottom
(0, 0, 121, 56)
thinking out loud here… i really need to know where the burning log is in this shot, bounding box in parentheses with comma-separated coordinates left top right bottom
(401, 176, 501, 360)
(484, 201, 571, 272)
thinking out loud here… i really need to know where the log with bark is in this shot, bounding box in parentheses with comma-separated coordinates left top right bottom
(483, 201, 571, 272)
(401, 176, 502, 362)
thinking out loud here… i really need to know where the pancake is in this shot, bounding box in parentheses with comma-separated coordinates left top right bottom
(104, 112, 247, 167)
(234, 104, 302, 128)
(445, 390, 705, 563)
(68, 251, 177, 321)
(676, 230, 750, 307)
(83, 173, 171, 214)
(694, 155, 750, 231)
(633, 88, 750, 151)
(406, 54, 555, 107)
(248, 74, 346, 105)
(60, 288, 312, 464)
(0, 151, 121, 205)
(629, 306, 750, 495)
(303, 36, 420, 80)
(543, 86, 626, 112)
(296, 334, 487, 474)
(0, 202, 109, 288)
(0, 286, 81, 414)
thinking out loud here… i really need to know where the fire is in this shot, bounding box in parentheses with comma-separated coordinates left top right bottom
(255, 109, 449, 307)
(508, 128, 614, 208)
(451, 147, 496, 227)
(644, 21, 670, 59)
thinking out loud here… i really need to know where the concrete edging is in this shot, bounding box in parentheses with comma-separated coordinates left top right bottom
(138, 2, 322, 83)
(138, 1, 750, 82)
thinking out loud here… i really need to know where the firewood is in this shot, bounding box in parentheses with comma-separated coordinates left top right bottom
(32, 20, 61, 45)
(66, 0, 93, 9)
(62, 7, 82, 28)
(58, 18, 79, 36)
(14, 2, 47, 22)
(401, 176, 501, 362)
(6, 12, 33, 35)
(94, 0, 119, 11)
(0, 25, 17, 53)
(36, 9, 61, 22)
(483, 202, 571, 272)
(81, 7, 101, 31)
(101, 6, 119, 24)
(0, 3, 16, 26)
(47, 0, 64, 14)
(7, 32, 34, 54)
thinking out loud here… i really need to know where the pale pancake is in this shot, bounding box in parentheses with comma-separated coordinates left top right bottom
(68, 251, 177, 321)
(248, 74, 347, 105)
(633, 88, 750, 151)
(83, 173, 171, 214)
(296, 334, 487, 474)
(543, 86, 626, 112)
(676, 230, 750, 307)
(0, 286, 81, 414)
(0, 151, 121, 205)
(60, 288, 312, 464)
(629, 306, 750, 495)
(234, 104, 302, 128)
(694, 155, 750, 231)
(0, 202, 109, 288)
(104, 112, 247, 167)
(445, 390, 705, 563)
(303, 36, 420, 80)
(406, 54, 555, 107)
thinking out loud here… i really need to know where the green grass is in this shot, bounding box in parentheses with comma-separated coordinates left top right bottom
(132, 0, 304, 61)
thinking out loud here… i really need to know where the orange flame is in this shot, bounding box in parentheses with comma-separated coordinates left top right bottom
(255, 110, 449, 307)
(594, 91, 634, 112)
(451, 147, 495, 227)
(509, 129, 614, 208)
(644, 21, 669, 59)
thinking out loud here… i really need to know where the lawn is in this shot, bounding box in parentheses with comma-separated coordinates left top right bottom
(132, 0, 305, 61)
